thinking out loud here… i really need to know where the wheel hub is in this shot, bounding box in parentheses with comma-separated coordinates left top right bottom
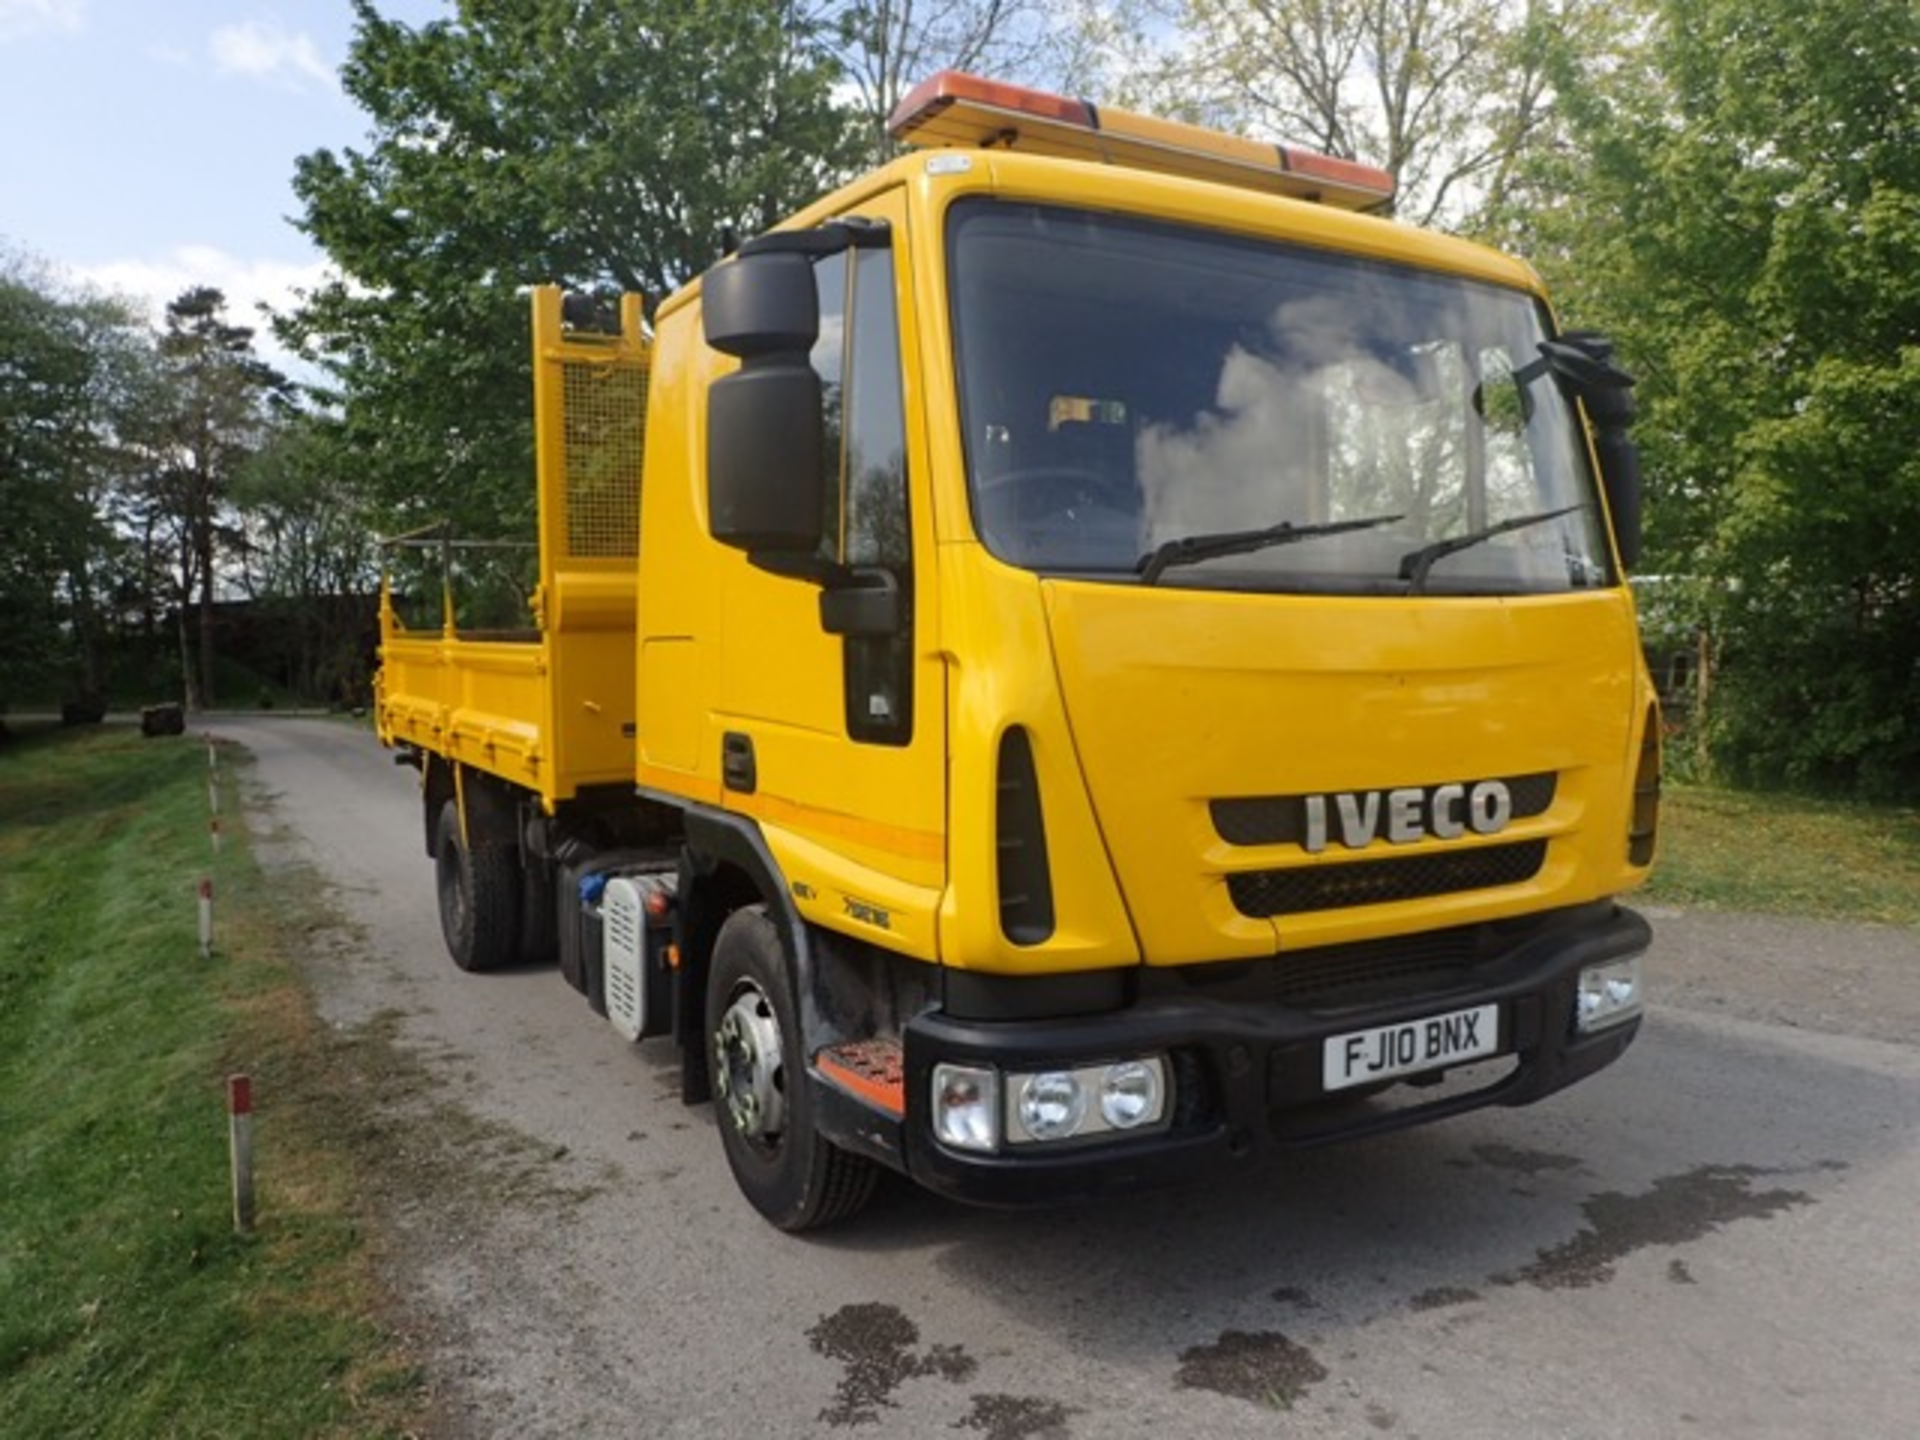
(714, 986, 786, 1141)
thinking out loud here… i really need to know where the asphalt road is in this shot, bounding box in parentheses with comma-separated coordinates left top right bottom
(217, 715, 1920, 1440)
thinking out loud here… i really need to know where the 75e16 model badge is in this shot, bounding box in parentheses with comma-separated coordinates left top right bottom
(1303, 779, 1514, 853)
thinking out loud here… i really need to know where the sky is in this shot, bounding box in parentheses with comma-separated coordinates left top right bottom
(0, 0, 444, 367)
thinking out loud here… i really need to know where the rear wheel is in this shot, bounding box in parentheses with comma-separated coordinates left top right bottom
(433, 800, 520, 973)
(706, 906, 877, 1231)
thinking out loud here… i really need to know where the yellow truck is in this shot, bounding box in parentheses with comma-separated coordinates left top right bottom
(377, 72, 1659, 1230)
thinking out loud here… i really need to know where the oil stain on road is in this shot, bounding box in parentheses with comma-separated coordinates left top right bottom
(1497, 1162, 1832, 1290)
(1173, 1157, 1839, 1424)
(1174, 1329, 1329, 1410)
(955, 1392, 1082, 1439)
(809, 1302, 1082, 1437)
(808, 1302, 976, 1426)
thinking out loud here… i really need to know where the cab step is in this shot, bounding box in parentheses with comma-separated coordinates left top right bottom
(814, 1039, 905, 1117)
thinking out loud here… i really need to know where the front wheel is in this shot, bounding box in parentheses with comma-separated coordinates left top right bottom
(433, 800, 520, 973)
(706, 906, 877, 1231)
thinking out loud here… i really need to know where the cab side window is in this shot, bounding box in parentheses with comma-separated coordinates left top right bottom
(810, 245, 912, 744)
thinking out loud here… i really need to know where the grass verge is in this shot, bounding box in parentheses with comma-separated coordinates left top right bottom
(1644, 783, 1920, 926)
(0, 725, 428, 1440)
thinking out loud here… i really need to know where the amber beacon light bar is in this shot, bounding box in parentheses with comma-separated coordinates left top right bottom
(886, 70, 1397, 213)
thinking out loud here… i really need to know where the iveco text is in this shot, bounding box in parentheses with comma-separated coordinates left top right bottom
(1302, 780, 1515, 853)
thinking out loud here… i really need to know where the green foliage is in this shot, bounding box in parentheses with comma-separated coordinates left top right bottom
(1703, 350, 1920, 795)
(0, 255, 161, 710)
(232, 415, 383, 705)
(1519, 0, 1920, 799)
(0, 729, 420, 1437)
(0, 257, 298, 714)
(827, 0, 1071, 161)
(0, 270, 72, 697)
(280, 0, 866, 539)
(1138, 0, 1628, 231)
(146, 287, 289, 710)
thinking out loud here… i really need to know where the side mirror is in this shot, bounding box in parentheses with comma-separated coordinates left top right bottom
(1541, 333, 1642, 570)
(698, 220, 892, 570)
(1594, 430, 1641, 570)
(703, 250, 817, 360)
(709, 366, 825, 552)
(703, 250, 826, 557)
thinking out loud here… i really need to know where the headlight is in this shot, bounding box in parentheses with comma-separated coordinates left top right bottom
(1006, 1056, 1169, 1147)
(930, 1056, 1172, 1153)
(1099, 1060, 1163, 1130)
(932, 1063, 998, 1152)
(1575, 955, 1644, 1034)
(1017, 1071, 1087, 1142)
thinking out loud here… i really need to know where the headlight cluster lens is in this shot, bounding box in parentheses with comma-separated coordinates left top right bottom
(932, 1064, 998, 1153)
(930, 1055, 1172, 1153)
(1017, 1071, 1087, 1141)
(1574, 955, 1644, 1034)
(1100, 1061, 1161, 1128)
(1008, 1057, 1167, 1147)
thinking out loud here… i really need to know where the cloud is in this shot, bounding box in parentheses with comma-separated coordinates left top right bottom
(209, 19, 335, 93)
(1137, 347, 1325, 546)
(73, 246, 330, 378)
(0, 0, 85, 43)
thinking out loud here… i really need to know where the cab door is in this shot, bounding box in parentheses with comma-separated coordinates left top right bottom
(713, 189, 947, 958)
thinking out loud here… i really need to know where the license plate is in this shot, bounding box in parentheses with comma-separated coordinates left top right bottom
(1323, 1003, 1500, 1091)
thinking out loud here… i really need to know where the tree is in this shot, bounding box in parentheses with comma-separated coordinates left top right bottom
(0, 252, 157, 715)
(142, 287, 285, 710)
(281, 0, 864, 540)
(1129, 0, 1625, 229)
(1527, 0, 1920, 797)
(231, 413, 382, 706)
(0, 263, 76, 711)
(818, 0, 1073, 161)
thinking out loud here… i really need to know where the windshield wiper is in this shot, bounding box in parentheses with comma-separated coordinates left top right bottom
(1396, 505, 1584, 594)
(1137, 513, 1404, 586)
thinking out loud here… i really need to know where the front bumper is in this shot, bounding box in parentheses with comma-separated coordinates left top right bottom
(893, 903, 1649, 1207)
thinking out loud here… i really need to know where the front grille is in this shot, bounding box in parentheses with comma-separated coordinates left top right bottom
(1161, 924, 1493, 1010)
(1226, 840, 1548, 918)
(1148, 907, 1591, 1013)
(1265, 928, 1486, 1006)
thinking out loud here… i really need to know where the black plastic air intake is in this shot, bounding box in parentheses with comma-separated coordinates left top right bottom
(995, 727, 1056, 945)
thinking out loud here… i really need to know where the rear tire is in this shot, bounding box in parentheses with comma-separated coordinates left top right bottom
(434, 800, 520, 973)
(706, 906, 877, 1231)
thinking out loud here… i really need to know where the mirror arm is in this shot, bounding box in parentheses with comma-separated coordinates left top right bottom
(738, 217, 891, 260)
(819, 567, 904, 638)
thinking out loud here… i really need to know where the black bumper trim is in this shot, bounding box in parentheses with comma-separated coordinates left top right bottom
(896, 904, 1650, 1208)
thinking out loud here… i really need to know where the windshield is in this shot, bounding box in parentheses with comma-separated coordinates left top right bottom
(948, 201, 1613, 594)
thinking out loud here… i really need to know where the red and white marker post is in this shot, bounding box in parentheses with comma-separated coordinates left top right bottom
(227, 1074, 255, 1235)
(197, 877, 214, 958)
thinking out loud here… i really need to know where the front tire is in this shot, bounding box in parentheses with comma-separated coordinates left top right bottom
(706, 906, 877, 1231)
(434, 800, 520, 973)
